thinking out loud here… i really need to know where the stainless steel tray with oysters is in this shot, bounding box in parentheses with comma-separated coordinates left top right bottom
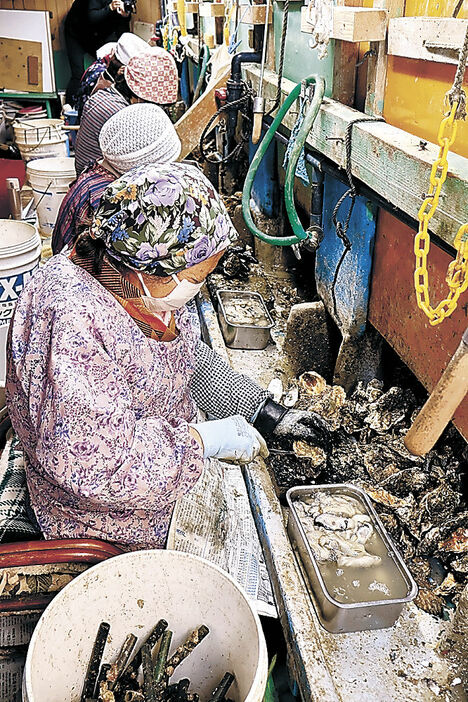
(216, 289, 274, 349)
(287, 483, 418, 633)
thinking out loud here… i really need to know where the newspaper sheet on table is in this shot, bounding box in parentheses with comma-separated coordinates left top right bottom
(167, 458, 277, 618)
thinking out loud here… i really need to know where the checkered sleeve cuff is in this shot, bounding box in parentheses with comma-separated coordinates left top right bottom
(190, 340, 269, 422)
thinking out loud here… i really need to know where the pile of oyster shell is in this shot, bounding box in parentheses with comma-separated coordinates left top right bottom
(269, 372, 468, 617)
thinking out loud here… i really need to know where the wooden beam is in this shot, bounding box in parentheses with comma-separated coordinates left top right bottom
(331, 7, 388, 42)
(331, 38, 359, 106)
(330, 0, 362, 107)
(388, 17, 468, 65)
(365, 0, 405, 116)
(132, 20, 154, 42)
(243, 65, 468, 250)
(175, 68, 229, 159)
(239, 3, 273, 24)
(199, 2, 225, 17)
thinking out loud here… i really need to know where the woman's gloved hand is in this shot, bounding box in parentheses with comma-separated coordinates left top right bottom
(191, 416, 269, 463)
(254, 398, 332, 450)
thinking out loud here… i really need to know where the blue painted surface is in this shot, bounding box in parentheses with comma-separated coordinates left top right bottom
(249, 129, 279, 218)
(180, 58, 191, 106)
(316, 173, 377, 336)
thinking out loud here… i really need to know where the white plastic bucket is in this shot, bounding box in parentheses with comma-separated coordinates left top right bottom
(0, 220, 41, 386)
(23, 550, 268, 702)
(27, 157, 76, 237)
(13, 119, 68, 163)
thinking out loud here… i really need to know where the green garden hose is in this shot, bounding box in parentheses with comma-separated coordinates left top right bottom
(242, 75, 325, 246)
(193, 45, 210, 104)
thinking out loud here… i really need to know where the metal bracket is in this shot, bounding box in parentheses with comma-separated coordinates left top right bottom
(301, 79, 315, 103)
(424, 40, 461, 60)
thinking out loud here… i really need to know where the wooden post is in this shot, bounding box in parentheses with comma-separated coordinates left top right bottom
(365, 0, 405, 116)
(332, 0, 361, 107)
(175, 68, 230, 159)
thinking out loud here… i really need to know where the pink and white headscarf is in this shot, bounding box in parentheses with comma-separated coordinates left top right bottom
(124, 47, 178, 105)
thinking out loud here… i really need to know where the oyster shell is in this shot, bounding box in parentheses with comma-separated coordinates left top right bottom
(380, 467, 430, 496)
(359, 483, 414, 515)
(298, 371, 327, 396)
(397, 529, 416, 560)
(293, 441, 327, 466)
(438, 528, 468, 555)
(283, 384, 299, 408)
(361, 441, 402, 484)
(351, 379, 384, 405)
(267, 377, 283, 403)
(419, 484, 461, 528)
(435, 572, 458, 597)
(296, 374, 346, 431)
(364, 387, 416, 433)
(418, 526, 443, 557)
(451, 554, 468, 574)
(409, 557, 431, 588)
(359, 483, 418, 535)
(414, 588, 444, 616)
(326, 436, 366, 483)
(377, 512, 400, 540)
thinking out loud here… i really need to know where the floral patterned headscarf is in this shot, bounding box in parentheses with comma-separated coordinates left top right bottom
(91, 162, 238, 275)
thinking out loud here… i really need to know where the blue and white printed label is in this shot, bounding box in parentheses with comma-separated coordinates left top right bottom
(0, 266, 39, 326)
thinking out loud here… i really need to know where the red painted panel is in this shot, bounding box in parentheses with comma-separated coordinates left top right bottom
(368, 209, 468, 439)
(0, 158, 26, 219)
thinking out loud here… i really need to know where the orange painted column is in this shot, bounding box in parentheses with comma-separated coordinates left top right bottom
(384, 0, 468, 158)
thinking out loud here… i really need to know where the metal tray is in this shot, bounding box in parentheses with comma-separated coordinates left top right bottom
(216, 289, 274, 350)
(286, 483, 418, 633)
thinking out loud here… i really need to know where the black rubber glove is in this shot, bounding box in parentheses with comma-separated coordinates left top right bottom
(254, 398, 332, 451)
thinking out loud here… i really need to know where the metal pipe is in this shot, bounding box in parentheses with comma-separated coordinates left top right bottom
(226, 51, 262, 149)
(230, 51, 262, 83)
(252, 0, 271, 144)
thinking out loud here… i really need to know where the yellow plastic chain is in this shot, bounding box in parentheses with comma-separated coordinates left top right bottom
(162, 23, 170, 50)
(224, 4, 234, 45)
(414, 100, 468, 326)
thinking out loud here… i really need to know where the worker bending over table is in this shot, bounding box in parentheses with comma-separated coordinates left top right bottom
(53, 103, 181, 254)
(6, 163, 330, 550)
(75, 47, 178, 176)
(74, 32, 150, 118)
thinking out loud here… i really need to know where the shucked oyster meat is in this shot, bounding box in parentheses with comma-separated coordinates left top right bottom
(295, 493, 381, 568)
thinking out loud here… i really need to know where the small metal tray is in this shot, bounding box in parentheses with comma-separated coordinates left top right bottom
(216, 289, 274, 350)
(286, 483, 418, 633)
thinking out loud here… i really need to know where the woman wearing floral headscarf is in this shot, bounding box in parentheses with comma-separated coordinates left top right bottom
(6, 163, 330, 550)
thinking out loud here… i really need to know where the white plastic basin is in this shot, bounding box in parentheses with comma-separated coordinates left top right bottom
(23, 549, 268, 702)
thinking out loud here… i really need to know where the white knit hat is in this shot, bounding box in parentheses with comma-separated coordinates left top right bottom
(114, 33, 150, 65)
(96, 42, 116, 60)
(99, 103, 181, 173)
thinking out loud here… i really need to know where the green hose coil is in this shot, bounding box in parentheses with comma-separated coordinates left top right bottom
(193, 45, 210, 104)
(242, 75, 325, 246)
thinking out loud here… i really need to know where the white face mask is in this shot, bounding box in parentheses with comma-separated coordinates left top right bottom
(137, 271, 204, 313)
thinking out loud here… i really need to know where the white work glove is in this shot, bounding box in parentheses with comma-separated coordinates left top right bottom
(191, 415, 269, 464)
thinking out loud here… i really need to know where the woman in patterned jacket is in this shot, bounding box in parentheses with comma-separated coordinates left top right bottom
(6, 163, 330, 550)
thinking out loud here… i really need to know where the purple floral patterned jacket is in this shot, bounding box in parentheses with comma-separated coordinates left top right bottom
(6, 256, 204, 549)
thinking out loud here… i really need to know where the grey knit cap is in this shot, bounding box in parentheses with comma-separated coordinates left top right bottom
(99, 103, 181, 174)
